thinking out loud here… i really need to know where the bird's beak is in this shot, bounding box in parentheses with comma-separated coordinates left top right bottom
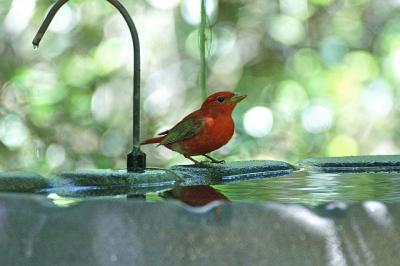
(230, 94, 247, 103)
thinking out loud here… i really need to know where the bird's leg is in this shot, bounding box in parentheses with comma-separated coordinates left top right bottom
(184, 155, 201, 164)
(203, 154, 225, 164)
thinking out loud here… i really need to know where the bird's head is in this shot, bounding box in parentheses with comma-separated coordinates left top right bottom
(201, 91, 247, 114)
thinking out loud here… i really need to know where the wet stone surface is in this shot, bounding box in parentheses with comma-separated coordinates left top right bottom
(58, 161, 294, 191)
(300, 155, 400, 172)
(0, 193, 399, 266)
(3, 157, 400, 196)
(58, 169, 171, 187)
(0, 160, 295, 198)
(0, 172, 51, 192)
(171, 160, 295, 184)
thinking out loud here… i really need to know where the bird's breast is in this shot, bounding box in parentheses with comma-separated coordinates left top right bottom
(176, 115, 235, 156)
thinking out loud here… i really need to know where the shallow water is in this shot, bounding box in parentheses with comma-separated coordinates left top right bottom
(212, 171, 400, 205)
(45, 170, 400, 207)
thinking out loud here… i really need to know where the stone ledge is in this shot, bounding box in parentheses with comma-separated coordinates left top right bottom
(54, 160, 295, 195)
(300, 155, 400, 172)
(58, 169, 169, 186)
(52, 168, 176, 197)
(0, 160, 294, 195)
(0, 172, 50, 192)
(171, 160, 295, 184)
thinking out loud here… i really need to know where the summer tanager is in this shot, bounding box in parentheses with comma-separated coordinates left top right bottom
(141, 91, 246, 163)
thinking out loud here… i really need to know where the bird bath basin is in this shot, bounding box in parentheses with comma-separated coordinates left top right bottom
(3, 0, 395, 264)
(1, 155, 400, 265)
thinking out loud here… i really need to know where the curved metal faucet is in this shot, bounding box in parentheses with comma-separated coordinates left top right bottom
(33, 0, 146, 172)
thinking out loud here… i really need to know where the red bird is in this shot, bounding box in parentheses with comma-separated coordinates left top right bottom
(141, 91, 246, 163)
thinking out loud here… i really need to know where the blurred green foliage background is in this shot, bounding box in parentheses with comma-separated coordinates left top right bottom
(0, 0, 399, 174)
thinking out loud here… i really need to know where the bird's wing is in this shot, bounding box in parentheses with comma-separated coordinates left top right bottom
(160, 115, 204, 146)
(158, 130, 169, 135)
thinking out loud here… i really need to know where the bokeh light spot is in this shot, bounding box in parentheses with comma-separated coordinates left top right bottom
(46, 144, 66, 169)
(276, 80, 309, 115)
(361, 80, 393, 120)
(291, 48, 322, 77)
(20, 67, 66, 106)
(100, 129, 126, 157)
(320, 37, 348, 66)
(344, 51, 378, 82)
(243, 106, 274, 138)
(280, 0, 309, 20)
(302, 104, 333, 133)
(327, 135, 359, 156)
(91, 85, 114, 121)
(48, 4, 78, 33)
(93, 39, 125, 75)
(268, 15, 305, 45)
(4, 0, 36, 35)
(144, 87, 175, 117)
(0, 115, 29, 149)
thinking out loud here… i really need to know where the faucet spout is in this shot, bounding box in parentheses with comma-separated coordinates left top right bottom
(33, 0, 146, 172)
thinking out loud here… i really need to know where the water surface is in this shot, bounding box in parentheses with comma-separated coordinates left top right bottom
(212, 171, 400, 205)
(46, 170, 400, 207)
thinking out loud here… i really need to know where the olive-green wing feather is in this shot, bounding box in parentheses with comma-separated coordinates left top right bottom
(158, 130, 169, 135)
(160, 116, 204, 146)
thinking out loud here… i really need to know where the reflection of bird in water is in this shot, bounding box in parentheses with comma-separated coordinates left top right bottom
(141, 91, 246, 164)
(161, 185, 229, 207)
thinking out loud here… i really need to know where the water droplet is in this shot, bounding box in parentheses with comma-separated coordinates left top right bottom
(33, 44, 39, 50)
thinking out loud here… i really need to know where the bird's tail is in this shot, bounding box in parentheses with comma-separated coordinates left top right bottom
(140, 136, 165, 145)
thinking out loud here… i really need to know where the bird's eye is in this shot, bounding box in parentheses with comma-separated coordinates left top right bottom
(217, 96, 225, 103)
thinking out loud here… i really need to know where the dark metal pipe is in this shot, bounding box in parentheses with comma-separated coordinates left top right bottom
(33, 0, 146, 172)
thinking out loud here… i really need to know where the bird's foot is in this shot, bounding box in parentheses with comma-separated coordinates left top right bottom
(208, 158, 225, 164)
(202, 154, 225, 164)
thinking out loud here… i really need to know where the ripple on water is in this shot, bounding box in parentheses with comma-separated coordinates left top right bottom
(212, 171, 400, 206)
